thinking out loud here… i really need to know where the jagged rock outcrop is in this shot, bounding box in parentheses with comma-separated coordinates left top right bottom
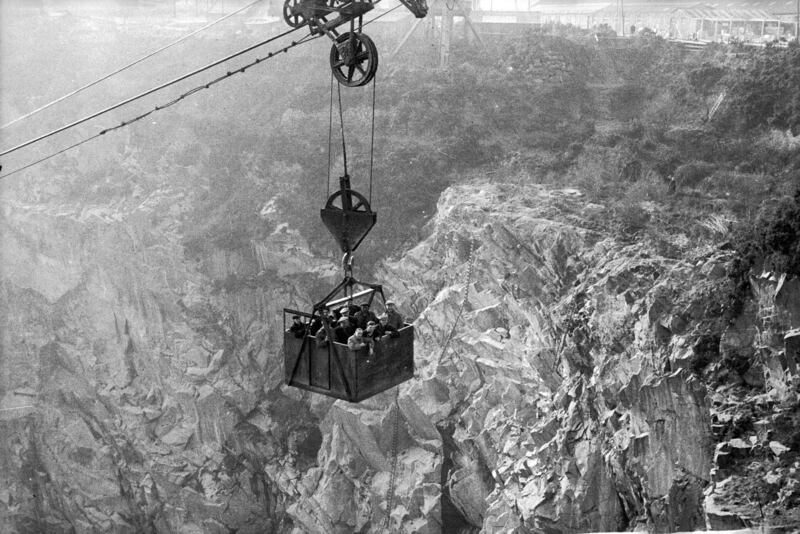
(0, 185, 339, 533)
(3, 178, 799, 532)
(377, 181, 799, 531)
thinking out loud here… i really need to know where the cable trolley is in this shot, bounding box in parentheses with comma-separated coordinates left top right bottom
(282, 0, 428, 86)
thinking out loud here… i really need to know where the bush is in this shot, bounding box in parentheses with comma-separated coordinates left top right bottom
(733, 184, 800, 276)
(607, 83, 648, 121)
(610, 200, 651, 237)
(674, 161, 717, 188)
(723, 47, 800, 134)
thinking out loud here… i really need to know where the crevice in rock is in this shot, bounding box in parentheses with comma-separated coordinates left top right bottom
(437, 421, 482, 533)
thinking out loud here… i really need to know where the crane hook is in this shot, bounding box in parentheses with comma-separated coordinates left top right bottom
(342, 251, 354, 277)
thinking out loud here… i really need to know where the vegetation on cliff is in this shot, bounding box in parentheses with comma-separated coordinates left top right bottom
(3, 10, 800, 532)
(4, 18, 798, 275)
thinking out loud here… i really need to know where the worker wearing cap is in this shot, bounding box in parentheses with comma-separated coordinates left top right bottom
(339, 305, 358, 330)
(348, 328, 371, 352)
(365, 320, 382, 340)
(333, 316, 352, 344)
(287, 315, 306, 339)
(378, 313, 399, 338)
(385, 300, 404, 331)
(355, 302, 379, 329)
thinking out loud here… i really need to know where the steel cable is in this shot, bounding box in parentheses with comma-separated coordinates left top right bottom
(368, 73, 377, 205)
(0, 31, 319, 180)
(0, 0, 265, 130)
(336, 81, 348, 176)
(327, 71, 335, 198)
(0, 4, 403, 179)
(0, 26, 302, 159)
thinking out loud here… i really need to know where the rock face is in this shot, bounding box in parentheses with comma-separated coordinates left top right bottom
(2, 178, 799, 533)
(378, 182, 799, 532)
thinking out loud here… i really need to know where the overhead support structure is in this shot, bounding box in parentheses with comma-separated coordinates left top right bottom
(284, 0, 427, 85)
(391, 0, 482, 68)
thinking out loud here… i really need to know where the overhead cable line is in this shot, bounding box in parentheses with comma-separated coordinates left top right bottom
(0, 31, 319, 180)
(0, 25, 301, 159)
(0, 0, 264, 131)
(0, 5, 402, 179)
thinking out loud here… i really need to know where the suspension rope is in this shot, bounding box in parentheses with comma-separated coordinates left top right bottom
(0, 26, 302, 159)
(0, 31, 319, 180)
(368, 74, 377, 205)
(336, 81, 348, 176)
(0, 5, 401, 179)
(383, 387, 401, 530)
(0, 0, 264, 131)
(327, 71, 335, 198)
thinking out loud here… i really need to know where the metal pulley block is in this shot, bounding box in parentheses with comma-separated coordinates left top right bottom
(320, 174, 376, 255)
(330, 32, 378, 87)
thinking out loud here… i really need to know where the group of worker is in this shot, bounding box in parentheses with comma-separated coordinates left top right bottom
(287, 300, 405, 353)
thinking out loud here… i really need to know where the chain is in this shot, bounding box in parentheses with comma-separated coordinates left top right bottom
(383, 387, 401, 530)
(438, 238, 476, 362)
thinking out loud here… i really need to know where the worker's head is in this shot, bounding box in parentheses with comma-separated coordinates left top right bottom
(340, 306, 350, 316)
(385, 300, 396, 311)
(354, 328, 364, 337)
(338, 316, 349, 325)
(366, 321, 377, 332)
(378, 313, 388, 324)
(292, 315, 301, 323)
(360, 302, 370, 310)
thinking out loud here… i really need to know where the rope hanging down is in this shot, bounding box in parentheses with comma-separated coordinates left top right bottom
(368, 75, 377, 205)
(0, 0, 264, 131)
(327, 71, 335, 198)
(328, 75, 378, 203)
(336, 81, 349, 177)
(328, 74, 377, 205)
(0, 31, 319, 180)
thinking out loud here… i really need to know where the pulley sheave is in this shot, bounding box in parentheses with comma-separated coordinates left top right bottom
(330, 32, 378, 87)
(320, 174, 376, 254)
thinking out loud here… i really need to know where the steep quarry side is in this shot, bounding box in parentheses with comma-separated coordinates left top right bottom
(0, 174, 344, 533)
(2, 169, 798, 533)
(4, 10, 800, 533)
(0, 171, 450, 533)
(374, 180, 800, 532)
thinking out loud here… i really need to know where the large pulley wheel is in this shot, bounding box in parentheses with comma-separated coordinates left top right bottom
(325, 188, 371, 212)
(283, 0, 306, 28)
(330, 32, 378, 87)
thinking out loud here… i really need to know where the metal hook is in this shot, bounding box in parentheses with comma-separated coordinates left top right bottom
(342, 251, 354, 276)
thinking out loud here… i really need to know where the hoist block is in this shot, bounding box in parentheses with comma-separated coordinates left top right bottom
(320, 202, 376, 253)
(321, 176, 376, 254)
